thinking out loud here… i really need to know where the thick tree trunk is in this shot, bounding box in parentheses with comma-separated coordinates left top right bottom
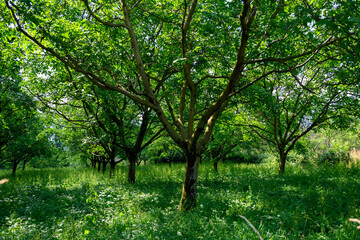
(109, 161, 116, 178)
(179, 151, 200, 211)
(128, 153, 137, 183)
(279, 151, 287, 174)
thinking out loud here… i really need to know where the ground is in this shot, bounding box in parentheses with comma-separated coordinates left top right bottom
(0, 162, 360, 239)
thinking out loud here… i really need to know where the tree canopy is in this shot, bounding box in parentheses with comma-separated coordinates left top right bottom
(2, 0, 360, 210)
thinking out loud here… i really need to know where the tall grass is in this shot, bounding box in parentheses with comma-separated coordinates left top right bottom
(1, 162, 360, 239)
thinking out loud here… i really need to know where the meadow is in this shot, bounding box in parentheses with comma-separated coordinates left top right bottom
(1, 162, 360, 239)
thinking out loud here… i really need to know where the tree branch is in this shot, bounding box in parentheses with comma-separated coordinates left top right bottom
(81, 0, 127, 28)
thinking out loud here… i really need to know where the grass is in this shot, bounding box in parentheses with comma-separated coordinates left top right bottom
(1, 162, 360, 239)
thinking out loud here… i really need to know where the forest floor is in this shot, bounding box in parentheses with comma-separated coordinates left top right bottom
(1, 162, 360, 239)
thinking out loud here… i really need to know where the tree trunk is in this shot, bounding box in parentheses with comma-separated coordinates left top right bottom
(279, 151, 287, 174)
(127, 153, 137, 183)
(179, 151, 200, 211)
(109, 161, 116, 178)
(22, 160, 27, 171)
(91, 157, 96, 169)
(213, 160, 218, 172)
(102, 160, 107, 174)
(12, 161, 18, 176)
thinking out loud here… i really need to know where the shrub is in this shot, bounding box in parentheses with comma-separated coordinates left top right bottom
(318, 150, 349, 165)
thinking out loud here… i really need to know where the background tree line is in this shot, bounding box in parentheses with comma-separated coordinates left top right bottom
(0, 0, 359, 211)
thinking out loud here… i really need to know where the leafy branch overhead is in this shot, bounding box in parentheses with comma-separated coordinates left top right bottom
(3, 0, 359, 210)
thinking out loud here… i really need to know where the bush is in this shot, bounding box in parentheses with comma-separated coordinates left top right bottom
(226, 153, 264, 164)
(156, 151, 185, 164)
(318, 150, 349, 165)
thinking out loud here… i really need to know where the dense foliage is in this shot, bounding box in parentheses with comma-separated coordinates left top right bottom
(1, 4, 360, 236)
(2, 0, 359, 210)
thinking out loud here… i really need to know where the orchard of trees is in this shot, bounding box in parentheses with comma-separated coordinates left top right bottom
(1, 0, 360, 212)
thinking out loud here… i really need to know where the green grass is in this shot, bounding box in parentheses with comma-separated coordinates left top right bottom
(1, 162, 360, 239)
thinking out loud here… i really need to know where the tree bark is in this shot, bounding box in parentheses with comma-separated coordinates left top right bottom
(109, 160, 116, 178)
(127, 153, 137, 183)
(279, 151, 287, 174)
(179, 151, 200, 211)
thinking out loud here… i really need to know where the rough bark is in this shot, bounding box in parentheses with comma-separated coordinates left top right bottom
(179, 151, 200, 211)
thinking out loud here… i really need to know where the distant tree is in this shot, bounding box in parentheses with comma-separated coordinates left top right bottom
(205, 109, 244, 171)
(0, 17, 51, 174)
(27, 65, 163, 180)
(4, 0, 359, 210)
(242, 66, 359, 173)
(303, 121, 360, 164)
(0, 64, 52, 174)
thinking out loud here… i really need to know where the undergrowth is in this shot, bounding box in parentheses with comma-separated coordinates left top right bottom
(0, 162, 360, 239)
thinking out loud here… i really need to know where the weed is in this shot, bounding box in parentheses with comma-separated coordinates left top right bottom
(0, 163, 360, 239)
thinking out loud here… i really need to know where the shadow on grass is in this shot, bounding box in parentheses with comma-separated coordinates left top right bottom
(200, 165, 360, 236)
(0, 182, 92, 226)
(1, 164, 359, 239)
(127, 163, 360, 238)
(0, 169, 100, 230)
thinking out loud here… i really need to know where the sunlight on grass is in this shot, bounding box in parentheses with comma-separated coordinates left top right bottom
(1, 163, 360, 239)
